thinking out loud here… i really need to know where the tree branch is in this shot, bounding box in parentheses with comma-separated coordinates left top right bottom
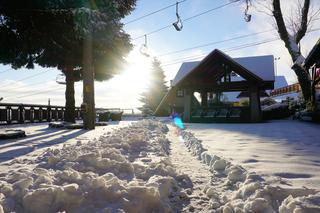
(295, 0, 310, 43)
(272, 0, 297, 58)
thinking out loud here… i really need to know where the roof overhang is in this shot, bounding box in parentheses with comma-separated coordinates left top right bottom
(304, 38, 320, 69)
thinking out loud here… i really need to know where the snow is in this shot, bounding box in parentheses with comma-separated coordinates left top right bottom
(171, 120, 320, 212)
(234, 55, 275, 81)
(0, 120, 189, 213)
(185, 120, 320, 190)
(1, 119, 320, 212)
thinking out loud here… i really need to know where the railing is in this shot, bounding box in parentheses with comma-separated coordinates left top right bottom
(0, 103, 82, 125)
(0, 103, 137, 125)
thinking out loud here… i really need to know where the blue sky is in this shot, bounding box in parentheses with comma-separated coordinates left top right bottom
(0, 0, 319, 110)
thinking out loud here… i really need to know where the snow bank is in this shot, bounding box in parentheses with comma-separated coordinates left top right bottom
(180, 130, 320, 213)
(0, 120, 188, 213)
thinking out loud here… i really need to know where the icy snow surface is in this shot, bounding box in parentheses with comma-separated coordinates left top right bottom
(185, 120, 320, 189)
(0, 120, 191, 213)
(173, 120, 320, 213)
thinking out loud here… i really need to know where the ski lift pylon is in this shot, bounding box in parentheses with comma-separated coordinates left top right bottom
(140, 34, 151, 57)
(173, 2, 183, 31)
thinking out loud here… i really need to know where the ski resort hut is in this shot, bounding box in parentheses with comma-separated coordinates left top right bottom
(155, 49, 275, 123)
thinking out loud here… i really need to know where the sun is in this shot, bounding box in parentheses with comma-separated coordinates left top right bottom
(120, 49, 152, 92)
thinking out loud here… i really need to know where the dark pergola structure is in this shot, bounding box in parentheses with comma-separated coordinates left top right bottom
(156, 49, 275, 123)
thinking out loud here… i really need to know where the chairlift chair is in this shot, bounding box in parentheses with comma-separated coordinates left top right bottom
(140, 34, 151, 57)
(244, 0, 252, 22)
(56, 73, 66, 85)
(172, 2, 183, 31)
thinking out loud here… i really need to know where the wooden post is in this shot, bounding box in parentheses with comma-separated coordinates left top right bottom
(183, 89, 192, 122)
(249, 87, 262, 122)
(200, 91, 208, 108)
(82, 32, 95, 130)
(19, 105, 24, 124)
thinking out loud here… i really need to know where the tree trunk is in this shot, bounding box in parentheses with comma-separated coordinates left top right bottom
(272, 0, 312, 102)
(64, 68, 76, 123)
(292, 63, 312, 102)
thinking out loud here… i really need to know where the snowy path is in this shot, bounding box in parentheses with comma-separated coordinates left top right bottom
(0, 120, 193, 213)
(168, 127, 212, 212)
(175, 125, 320, 213)
(0, 121, 130, 173)
(185, 120, 320, 189)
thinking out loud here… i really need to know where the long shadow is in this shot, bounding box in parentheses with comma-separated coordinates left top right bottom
(0, 125, 66, 146)
(0, 129, 88, 163)
(0, 129, 71, 150)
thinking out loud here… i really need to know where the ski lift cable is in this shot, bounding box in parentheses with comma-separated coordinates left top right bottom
(161, 27, 320, 67)
(161, 38, 281, 67)
(0, 80, 55, 92)
(1, 69, 53, 88)
(157, 28, 275, 57)
(156, 17, 320, 57)
(4, 87, 63, 100)
(163, 37, 281, 65)
(183, 0, 239, 22)
(124, 0, 188, 25)
(14, 87, 65, 99)
(3, 80, 64, 99)
(132, 1, 240, 40)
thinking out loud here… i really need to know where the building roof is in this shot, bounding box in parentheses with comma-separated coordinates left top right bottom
(274, 76, 288, 89)
(171, 51, 275, 87)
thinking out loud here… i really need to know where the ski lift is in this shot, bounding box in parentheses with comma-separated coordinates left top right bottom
(244, 0, 252, 22)
(140, 35, 150, 57)
(56, 73, 66, 85)
(172, 2, 183, 31)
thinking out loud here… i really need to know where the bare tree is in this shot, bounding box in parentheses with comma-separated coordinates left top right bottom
(246, 0, 319, 103)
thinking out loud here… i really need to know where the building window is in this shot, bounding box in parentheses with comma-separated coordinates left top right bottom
(176, 89, 184, 97)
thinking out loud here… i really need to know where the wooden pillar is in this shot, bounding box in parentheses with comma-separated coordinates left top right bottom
(200, 92, 208, 108)
(183, 89, 192, 122)
(249, 87, 261, 122)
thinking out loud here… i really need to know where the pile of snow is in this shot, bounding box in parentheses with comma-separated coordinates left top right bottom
(0, 120, 189, 213)
(180, 130, 320, 213)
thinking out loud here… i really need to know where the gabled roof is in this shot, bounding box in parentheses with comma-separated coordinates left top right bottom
(171, 50, 274, 87)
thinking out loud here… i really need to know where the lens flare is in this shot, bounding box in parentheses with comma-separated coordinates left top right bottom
(174, 117, 184, 129)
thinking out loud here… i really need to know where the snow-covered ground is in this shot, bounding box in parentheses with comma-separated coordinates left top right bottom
(0, 119, 319, 213)
(0, 121, 130, 173)
(184, 120, 320, 190)
(0, 120, 194, 212)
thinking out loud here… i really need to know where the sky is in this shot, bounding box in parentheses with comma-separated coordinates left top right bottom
(0, 0, 319, 111)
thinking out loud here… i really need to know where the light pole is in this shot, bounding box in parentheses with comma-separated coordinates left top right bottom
(274, 57, 280, 76)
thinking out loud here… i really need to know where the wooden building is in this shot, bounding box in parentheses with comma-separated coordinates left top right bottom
(155, 49, 275, 123)
(304, 38, 320, 108)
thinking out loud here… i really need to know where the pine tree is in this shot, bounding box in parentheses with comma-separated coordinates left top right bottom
(140, 58, 169, 116)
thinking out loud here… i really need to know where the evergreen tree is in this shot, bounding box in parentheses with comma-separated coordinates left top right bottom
(140, 58, 169, 116)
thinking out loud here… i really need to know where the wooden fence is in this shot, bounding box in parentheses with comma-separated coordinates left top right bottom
(0, 103, 82, 125)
